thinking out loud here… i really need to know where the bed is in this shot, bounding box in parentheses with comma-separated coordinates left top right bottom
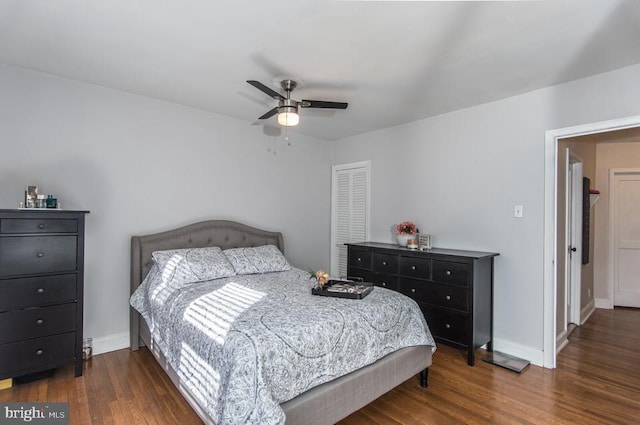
(129, 220, 434, 425)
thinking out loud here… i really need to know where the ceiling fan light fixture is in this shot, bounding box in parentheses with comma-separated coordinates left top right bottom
(247, 78, 347, 127)
(277, 106, 299, 126)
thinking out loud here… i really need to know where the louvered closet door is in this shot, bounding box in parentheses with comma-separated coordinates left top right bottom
(331, 161, 370, 277)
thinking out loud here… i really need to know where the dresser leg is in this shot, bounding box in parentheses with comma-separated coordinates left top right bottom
(420, 368, 429, 387)
(467, 350, 475, 366)
(75, 359, 83, 377)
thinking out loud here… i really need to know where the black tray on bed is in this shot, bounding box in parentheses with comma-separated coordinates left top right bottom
(311, 280, 374, 299)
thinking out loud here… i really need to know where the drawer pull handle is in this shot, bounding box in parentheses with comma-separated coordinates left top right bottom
(38, 223, 46, 229)
(37, 288, 45, 294)
(411, 265, 416, 270)
(411, 288, 416, 293)
(382, 261, 387, 266)
(446, 270, 452, 276)
(36, 319, 44, 325)
(382, 282, 387, 287)
(445, 295, 451, 301)
(37, 252, 45, 258)
(445, 324, 451, 329)
(357, 257, 362, 262)
(35, 349, 44, 356)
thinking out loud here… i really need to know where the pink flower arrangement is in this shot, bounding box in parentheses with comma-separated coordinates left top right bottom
(395, 221, 417, 235)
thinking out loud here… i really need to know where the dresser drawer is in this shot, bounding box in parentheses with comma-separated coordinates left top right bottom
(372, 253, 398, 274)
(1, 219, 77, 234)
(417, 281, 468, 312)
(0, 332, 76, 379)
(346, 269, 398, 290)
(349, 249, 372, 271)
(370, 274, 398, 291)
(397, 278, 426, 301)
(0, 236, 77, 276)
(347, 268, 375, 283)
(0, 304, 76, 345)
(0, 274, 76, 311)
(432, 260, 469, 286)
(399, 278, 460, 304)
(399, 256, 431, 279)
(421, 307, 468, 346)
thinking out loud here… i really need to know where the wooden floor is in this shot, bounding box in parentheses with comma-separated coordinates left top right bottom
(2, 307, 639, 424)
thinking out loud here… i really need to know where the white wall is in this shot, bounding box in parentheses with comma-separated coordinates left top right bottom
(330, 63, 640, 362)
(0, 64, 332, 353)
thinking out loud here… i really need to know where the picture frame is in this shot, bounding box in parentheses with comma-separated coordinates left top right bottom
(418, 234, 432, 250)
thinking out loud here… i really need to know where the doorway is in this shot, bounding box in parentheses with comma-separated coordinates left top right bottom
(544, 115, 640, 369)
(610, 168, 640, 308)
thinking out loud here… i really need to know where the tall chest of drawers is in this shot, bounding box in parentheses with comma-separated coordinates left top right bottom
(0, 209, 88, 379)
(346, 242, 498, 366)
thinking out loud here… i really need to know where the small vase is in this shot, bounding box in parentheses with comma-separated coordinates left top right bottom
(396, 234, 414, 247)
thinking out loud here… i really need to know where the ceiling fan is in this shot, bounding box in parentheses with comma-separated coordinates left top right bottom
(247, 79, 348, 127)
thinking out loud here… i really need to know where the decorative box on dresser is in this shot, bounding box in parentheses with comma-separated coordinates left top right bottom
(0, 209, 88, 379)
(346, 242, 499, 366)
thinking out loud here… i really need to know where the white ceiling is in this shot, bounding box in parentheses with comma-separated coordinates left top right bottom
(1, 0, 640, 141)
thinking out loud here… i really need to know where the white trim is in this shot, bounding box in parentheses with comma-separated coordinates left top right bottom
(492, 338, 543, 367)
(556, 329, 569, 354)
(608, 168, 640, 309)
(609, 169, 617, 309)
(558, 300, 595, 356)
(92, 331, 129, 355)
(544, 114, 640, 369)
(580, 299, 596, 324)
(595, 298, 613, 309)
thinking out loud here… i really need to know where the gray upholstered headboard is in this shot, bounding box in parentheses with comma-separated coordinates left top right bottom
(129, 219, 284, 350)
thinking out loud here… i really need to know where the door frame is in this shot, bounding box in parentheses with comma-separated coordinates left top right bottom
(608, 168, 640, 308)
(544, 114, 640, 369)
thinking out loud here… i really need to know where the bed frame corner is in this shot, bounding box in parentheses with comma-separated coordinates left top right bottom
(130, 235, 142, 351)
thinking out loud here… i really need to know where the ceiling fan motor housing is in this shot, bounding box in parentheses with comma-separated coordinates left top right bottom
(279, 98, 298, 114)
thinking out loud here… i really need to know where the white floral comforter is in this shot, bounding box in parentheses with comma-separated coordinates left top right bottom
(130, 267, 435, 425)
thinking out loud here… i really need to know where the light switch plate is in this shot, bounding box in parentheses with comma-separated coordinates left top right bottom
(514, 205, 524, 218)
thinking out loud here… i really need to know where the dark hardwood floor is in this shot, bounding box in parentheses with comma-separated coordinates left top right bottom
(1, 308, 639, 424)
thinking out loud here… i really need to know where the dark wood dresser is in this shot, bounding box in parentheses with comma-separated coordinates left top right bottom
(346, 242, 498, 366)
(0, 209, 88, 379)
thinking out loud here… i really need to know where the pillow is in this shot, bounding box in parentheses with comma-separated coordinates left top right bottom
(223, 245, 291, 275)
(151, 246, 236, 284)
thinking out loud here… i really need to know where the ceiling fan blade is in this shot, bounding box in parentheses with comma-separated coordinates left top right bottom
(247, 80, 284, 101)
(301, 100, 348, 109)
(258, 107, 279, 120)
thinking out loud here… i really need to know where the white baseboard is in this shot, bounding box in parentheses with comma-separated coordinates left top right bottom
(91, 332, 129, 356)
(492, 338, 544, 367)
(581, 299, 596, 324)
(595, 298, 612, 309)
(556, 329, 569, 354)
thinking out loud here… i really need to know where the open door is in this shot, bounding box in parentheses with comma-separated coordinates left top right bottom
(567, 150, 582, 327)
